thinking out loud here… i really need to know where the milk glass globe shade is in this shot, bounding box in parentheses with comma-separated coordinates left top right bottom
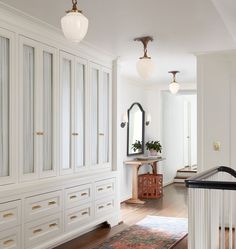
(61, 12, 88, 43)
(136, 58, 155, 80)
(169, 82, 180, 94)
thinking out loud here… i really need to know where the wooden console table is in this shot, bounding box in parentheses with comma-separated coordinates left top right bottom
(124, 158, 165, 204)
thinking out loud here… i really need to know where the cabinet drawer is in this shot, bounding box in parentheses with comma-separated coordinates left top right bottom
(95, 178, 115, 199)
(24, 213, 62, 249)
(0, 227, 21, 249)
(65, 203, 93, 232)
(95, 197, 115, 217)
(0, 200, 21, 231)
(65, 184, 92, 209)
(25, 191, 62, 222)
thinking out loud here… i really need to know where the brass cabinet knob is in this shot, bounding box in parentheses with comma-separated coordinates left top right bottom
(72, 133, 79, 136)
(99, 133, 104, 136)
(36, 132, 44, 136)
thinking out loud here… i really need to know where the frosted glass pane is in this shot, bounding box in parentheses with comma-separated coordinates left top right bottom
(43, 52, 53, 171)
(75, 62, 85, 168)
(23, 45, 35, 174)
(91, 68, 98, 165)
(0, 37, 9, 177)
(61, 58, 71, 169)
(103, 72, 109, 163)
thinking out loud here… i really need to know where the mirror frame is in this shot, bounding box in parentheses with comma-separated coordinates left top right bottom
(127, 102, 145, 156)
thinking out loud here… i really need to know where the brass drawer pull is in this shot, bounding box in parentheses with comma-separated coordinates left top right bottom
(70, 215, 77, 220)
(33, 228, 42, 234)
(98, 188, 104, 192)
(81, 211, 88, 216)
(36, 132, 44, 136)
(32, 205, 41, 210)
(107, 203, 112, 206)
(99, 133, 104, 136)
(98, 205, 104, 209)
(81, 192, 88, 196)
(3, 212, 14, 218)
(107, 186, 112, 189)
(48, 201, 56, 206)
(72, 133, 79, 136)
(49, 223, 57, 228)
(70, 195, 77, 199)
(3, 239, 14, 245)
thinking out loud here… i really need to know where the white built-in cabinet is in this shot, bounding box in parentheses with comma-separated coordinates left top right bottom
(0, 37, 113, 183)
(0, 7, 118, 248)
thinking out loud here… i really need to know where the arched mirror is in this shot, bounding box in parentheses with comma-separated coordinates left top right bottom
(127, 103, 145, 156)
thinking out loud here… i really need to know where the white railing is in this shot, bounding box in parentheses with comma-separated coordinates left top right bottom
(186, 166, 236, 249)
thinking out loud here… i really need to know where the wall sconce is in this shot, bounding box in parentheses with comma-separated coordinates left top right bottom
(120, 112, 128, 128)
(146, 113, 151, 126)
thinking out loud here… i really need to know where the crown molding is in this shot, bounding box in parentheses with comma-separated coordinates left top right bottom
(0, 1, 115, 66)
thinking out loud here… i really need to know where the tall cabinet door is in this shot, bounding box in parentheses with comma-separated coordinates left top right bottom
(100, 67, 112, 167)
(0, 28, 16, 185)
(60, 52, 74, 175)
(89, 63, 111, 169)
(40, 45, 57, 178)
(20, 36, 56, 181)
(73, 57, 87, 172)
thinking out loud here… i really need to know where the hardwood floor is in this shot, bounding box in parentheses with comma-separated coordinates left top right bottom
(55, 184, 188, 249)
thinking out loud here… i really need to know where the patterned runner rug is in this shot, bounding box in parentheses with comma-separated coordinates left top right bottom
(94, 216, 188, 249)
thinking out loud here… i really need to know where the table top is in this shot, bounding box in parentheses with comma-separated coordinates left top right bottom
(124, 157, 165, 165)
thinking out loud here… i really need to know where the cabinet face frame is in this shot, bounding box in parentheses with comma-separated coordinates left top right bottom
(0, 28, 17, 185)
(89, 62, 112, 170)
(19, 36, 57, 181)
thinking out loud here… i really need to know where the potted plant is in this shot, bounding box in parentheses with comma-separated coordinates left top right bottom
(131, 140, 142, 153)
(146, 140, 162, 156)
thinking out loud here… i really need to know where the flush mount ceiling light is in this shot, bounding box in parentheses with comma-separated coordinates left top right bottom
(61, 0, 89, 43)
(168, 71, 180, 94)
(134, 36, 155, 80)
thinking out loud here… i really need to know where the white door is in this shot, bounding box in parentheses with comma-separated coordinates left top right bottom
(0, 28, 16, 185)
(183, 96, 197, 168)
(20, 36, 56, 181)
(89, 63, 111, 169)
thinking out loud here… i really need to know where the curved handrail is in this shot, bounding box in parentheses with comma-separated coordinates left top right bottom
(185, 166, 236, 190)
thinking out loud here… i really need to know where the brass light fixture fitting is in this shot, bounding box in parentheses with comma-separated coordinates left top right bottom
(168, 71, 180, 94)
(67, 0, 82, 13)
(61, 0, 89, 43)
(134, 36, 155, 80)
(134, 36, 154, 59)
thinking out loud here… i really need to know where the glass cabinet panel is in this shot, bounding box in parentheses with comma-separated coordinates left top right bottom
(23, 45, 35, 174)
(0, 36, 9, 177)
(75, 62, 85, 168)
(102, 71, 110, 163)
(91, 68, 99, 165)
(43, 52, 53, 171)
(61, 58, 72, 170)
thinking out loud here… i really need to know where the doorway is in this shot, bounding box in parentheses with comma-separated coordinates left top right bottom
(161, 90, 197, 184)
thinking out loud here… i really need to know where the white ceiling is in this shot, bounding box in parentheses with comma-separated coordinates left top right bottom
(1, 0, 236, 85)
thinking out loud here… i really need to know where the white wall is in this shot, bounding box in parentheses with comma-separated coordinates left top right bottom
(116, 71, 197, 201)
(197, 52, 236, 171)
(117, 76, 149, 201)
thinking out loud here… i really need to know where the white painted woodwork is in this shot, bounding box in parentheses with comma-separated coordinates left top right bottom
(0, 5, 119, 249)
(0, 227, 21, 249)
